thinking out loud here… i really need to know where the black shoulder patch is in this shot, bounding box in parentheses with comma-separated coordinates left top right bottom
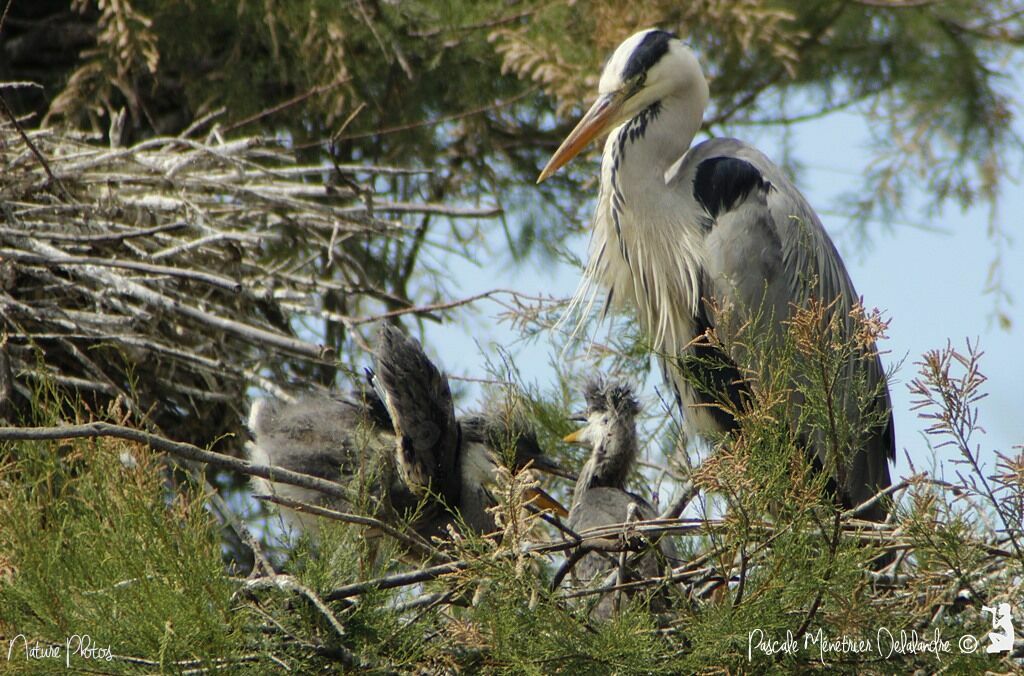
(692, 156, 767, 219)
(678, 291, 752, 433)
(621, 30, 675, 82)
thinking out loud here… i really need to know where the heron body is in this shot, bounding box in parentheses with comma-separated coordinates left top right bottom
(247, 392, 399, 535)
(564, 380, 675, 618)
(247, 325, 565, 542)
(541, 30, 893, 519)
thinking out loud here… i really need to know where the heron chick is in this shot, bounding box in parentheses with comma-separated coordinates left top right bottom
(247, 390, 393, 536)
(562, 379, 675, 619)
(247, 325, 566, 544)
(539, 29, 893, 520)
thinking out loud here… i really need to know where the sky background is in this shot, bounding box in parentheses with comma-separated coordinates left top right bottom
(419, 100, 1023, 499)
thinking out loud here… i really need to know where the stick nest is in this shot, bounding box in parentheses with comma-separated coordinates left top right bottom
(0, 122, 423, 447)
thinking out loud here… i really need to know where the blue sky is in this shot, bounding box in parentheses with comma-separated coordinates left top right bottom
(420, 103, 1023, 492)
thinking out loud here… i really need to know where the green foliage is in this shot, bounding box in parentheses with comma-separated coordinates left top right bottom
(2, 1, 1023, 671)
(4, 301, 1020, 672)
(0, 430, 239, 671)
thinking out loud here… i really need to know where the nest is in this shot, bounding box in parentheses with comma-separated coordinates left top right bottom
(0, 121, 437, 448)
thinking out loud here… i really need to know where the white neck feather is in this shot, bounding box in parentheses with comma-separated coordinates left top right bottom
(567, 91, 707, 358)
(570, 421, 638, 511)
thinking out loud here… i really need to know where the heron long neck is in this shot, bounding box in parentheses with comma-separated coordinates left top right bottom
(586, 91, 707, 355)
(571, 421, 637, 510)
(610, 93, 704, 196)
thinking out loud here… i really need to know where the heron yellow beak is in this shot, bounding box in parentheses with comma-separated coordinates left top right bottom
(537, 91, 625, 183)
(524, 486, 569, 518)
(562, 429, 584, 445)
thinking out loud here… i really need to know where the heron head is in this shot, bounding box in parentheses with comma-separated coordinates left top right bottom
(460, 414, 571, 479)
(563, 378, 640, 449)
(459, 415, 570, 517)
(537, 29, 708, 182)
(563, 379, 641, 489)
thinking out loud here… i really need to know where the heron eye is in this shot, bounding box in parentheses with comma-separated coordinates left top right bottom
(626, 74, 646, 97)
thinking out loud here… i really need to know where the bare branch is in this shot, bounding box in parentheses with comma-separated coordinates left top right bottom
(0, 422, 350, 501)
(255, 493, 441, 561)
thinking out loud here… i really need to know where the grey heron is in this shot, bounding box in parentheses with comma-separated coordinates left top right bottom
(561, 379, 675, 618)
(538, 29, 894, 520)
(247, 325, 567, 542)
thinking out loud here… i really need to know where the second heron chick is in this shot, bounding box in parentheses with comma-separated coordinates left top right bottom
(247, 390, 395, 536)
(372, 325, 566, 537)
(248, 325, 566, 546)
(563, 379, 676, 618)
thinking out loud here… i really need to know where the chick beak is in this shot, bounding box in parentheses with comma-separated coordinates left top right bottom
(562, 428, 585, 445)
(524, 486, 569, 518)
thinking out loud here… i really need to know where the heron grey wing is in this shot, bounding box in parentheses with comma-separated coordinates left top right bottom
(761, 169, 897, 444)
(738, 145, 896, 474)
(679, 139, 894, 509)
(759, 178, 896, 506)
(375, 325, 461, 506)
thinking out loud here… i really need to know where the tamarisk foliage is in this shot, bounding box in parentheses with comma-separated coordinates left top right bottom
(1, 1, 1022, 671)
(1, 317, 1021, 671)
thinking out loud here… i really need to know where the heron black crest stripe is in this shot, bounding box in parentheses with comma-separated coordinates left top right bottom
(614, 104, 661, 165)
(620, 30, 675, 82)
(623, 102, 662, 145)
(692, 156, 767, 218)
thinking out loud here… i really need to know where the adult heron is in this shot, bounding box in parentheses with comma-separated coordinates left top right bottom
(538, 29, 893, 520)
(247, 325, 566, 541)
(561, 379, 675, 618)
